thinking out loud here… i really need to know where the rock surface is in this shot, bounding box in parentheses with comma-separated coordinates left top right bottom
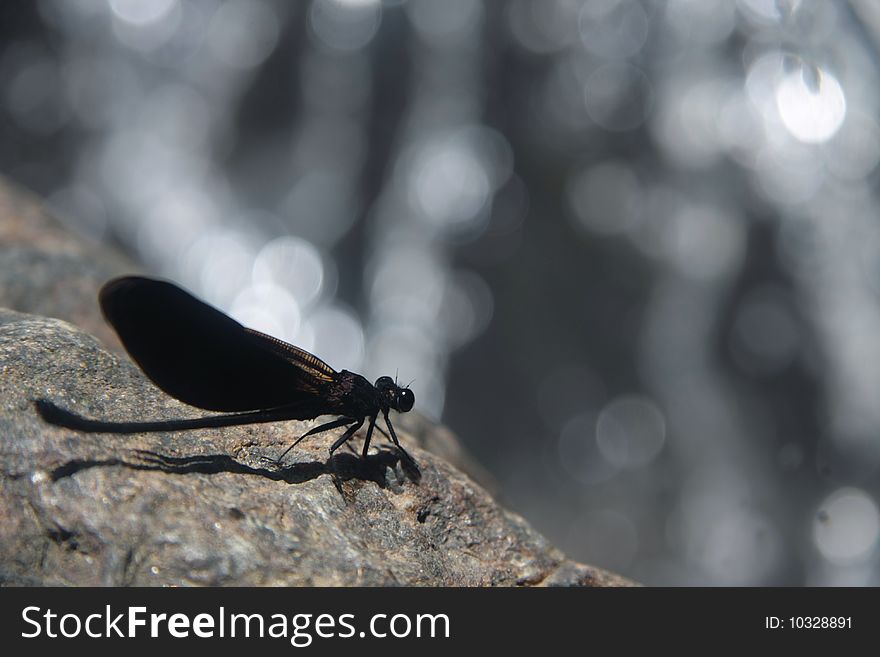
(0, 179, 135, 350)
(0, 309, 633, 586)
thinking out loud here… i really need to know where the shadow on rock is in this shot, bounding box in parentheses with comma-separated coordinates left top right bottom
(49, 447, 420, 489)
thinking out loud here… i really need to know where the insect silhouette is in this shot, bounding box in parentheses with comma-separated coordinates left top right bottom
(35, 276, 416, 466)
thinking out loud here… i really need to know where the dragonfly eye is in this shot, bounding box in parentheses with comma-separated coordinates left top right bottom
(396, 388, 414, 412)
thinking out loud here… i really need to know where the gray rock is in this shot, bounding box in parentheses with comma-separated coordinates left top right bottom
(0, 179, 136, 350)
(0, 309, 634, 586)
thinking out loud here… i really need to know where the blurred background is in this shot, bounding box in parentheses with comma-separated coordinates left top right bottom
(2, 0, 880, 585)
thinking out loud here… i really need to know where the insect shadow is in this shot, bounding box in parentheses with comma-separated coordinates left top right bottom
(49, 445, 419, 491)
(132, 448, 419, 488)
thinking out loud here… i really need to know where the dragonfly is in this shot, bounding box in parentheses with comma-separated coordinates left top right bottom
(36, 276, 416, 465)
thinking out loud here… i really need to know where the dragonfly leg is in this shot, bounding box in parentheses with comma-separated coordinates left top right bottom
(361, 415, 377, 458)
(329, 418, 364, 455)
(383, 410, 415, 464)
(270, 416, 354, 464)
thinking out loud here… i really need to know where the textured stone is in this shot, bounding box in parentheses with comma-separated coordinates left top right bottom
(0, 309, 633, 586)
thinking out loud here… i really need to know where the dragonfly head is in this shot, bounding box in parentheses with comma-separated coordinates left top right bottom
(375, 375, 415, 413)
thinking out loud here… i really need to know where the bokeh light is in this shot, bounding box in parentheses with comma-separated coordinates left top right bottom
(776, 63, 846, 144)
(309, 0, 382, 52)
(595, 395, 666, 469)
(814, 488, 880, 565)
(3, 0, 880, 586)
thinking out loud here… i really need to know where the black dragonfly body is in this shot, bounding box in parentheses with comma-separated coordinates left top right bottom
(36, 276, 415, 464)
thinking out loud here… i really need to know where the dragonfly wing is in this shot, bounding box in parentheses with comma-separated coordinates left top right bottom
(100, 276, 328, 412)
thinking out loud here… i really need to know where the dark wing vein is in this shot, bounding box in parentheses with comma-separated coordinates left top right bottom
(243, 328, 337, 393)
